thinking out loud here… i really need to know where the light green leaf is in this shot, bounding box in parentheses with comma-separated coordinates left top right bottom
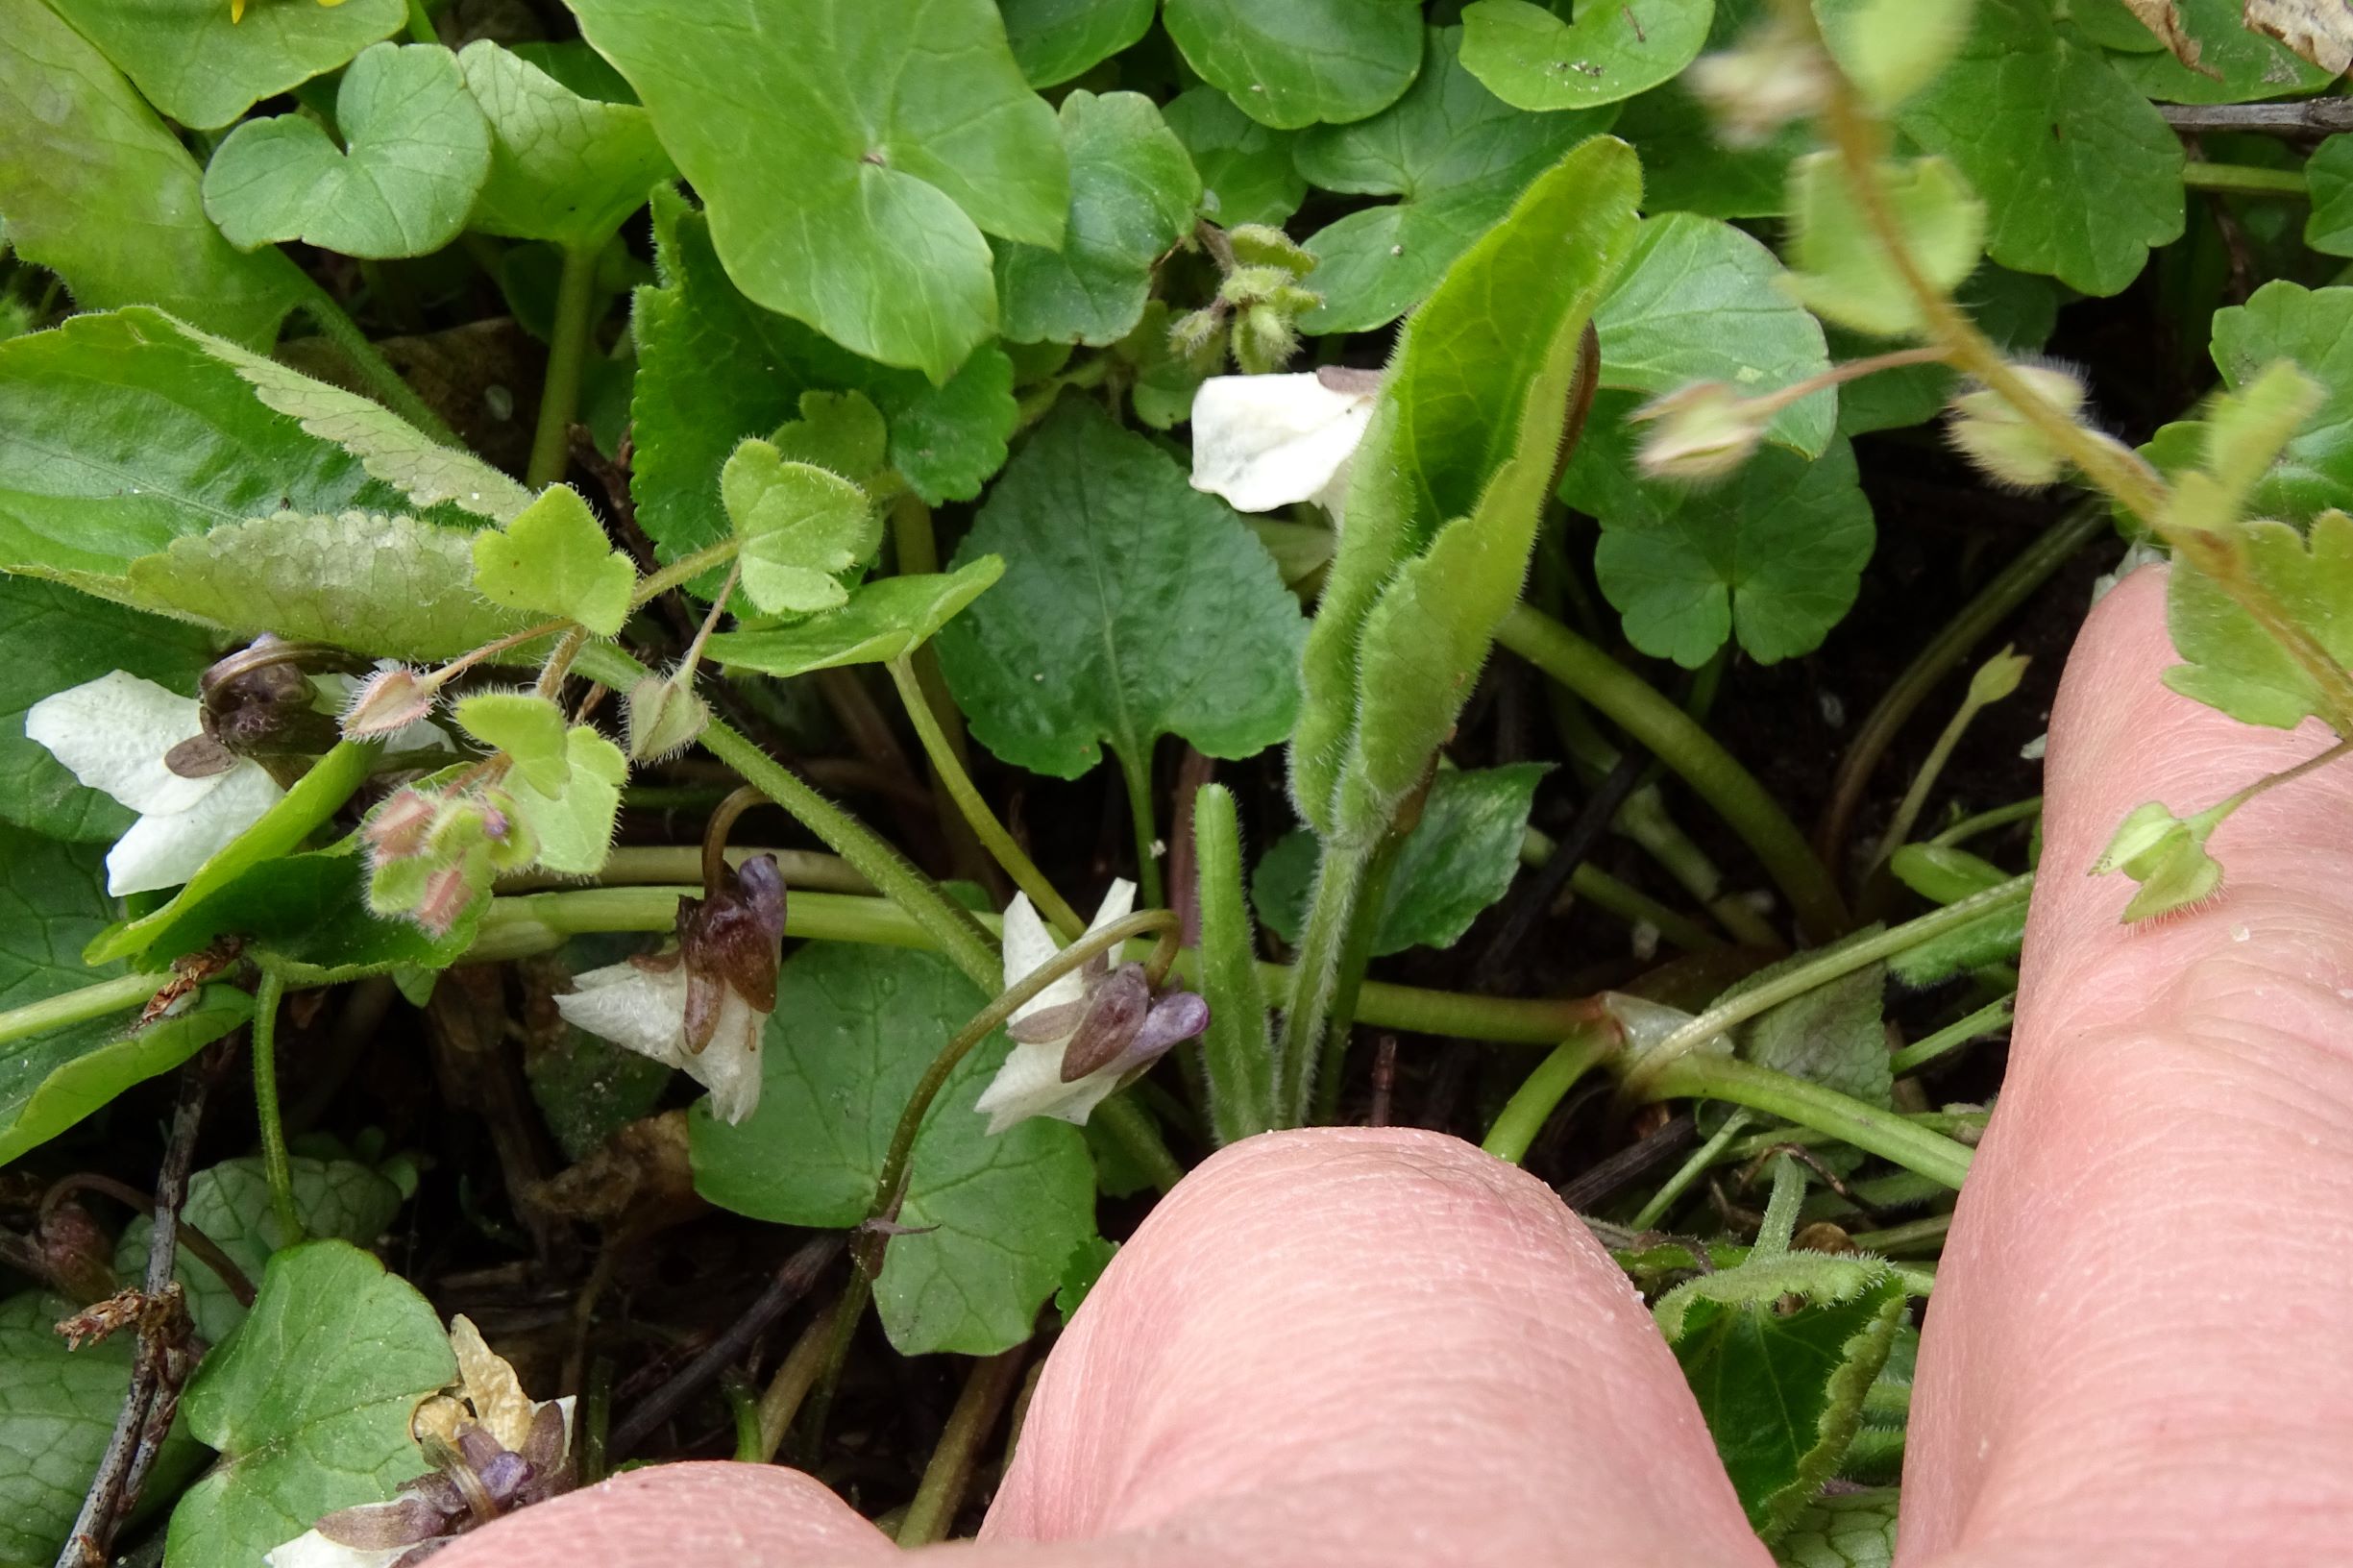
(1597, 211, 1835, 456)
(2103, 0, 2334, 101)
(722, 440, 880, 615)
(457, 40, 674, 248)
(0, 0, 304, 348)
(936, 400, 1307, 778)
(1775, 1487, 1900, 1568)
(123, 511, 527, 664)
(42, 0, 404, 131)
(471, 484, 636, 634)
(1786, 153, 1985, 338)
(996, 91, 1203, 346)
(2164, 510, 2353, 730)
(630, 192, 1018, 575)
(0, 579, 217, 842)
(0, 307, 502, 591)
(1295, 27, 1612, 334)
(1898, 0, 2182, 295)
(708, 557, 1005, 677)
(169, 1240, 458, 1568)
(454, 692, 572, 794)
(1162, 0, 1424, 130)
(0, 1291, 204, 1566)
(1813, 0, 1976, 107)
(1566, 407, 1875, 668)
(116, 1156, 407, 1343)
(505, 726, 626, 877)
(1164, 86, 1306, 227)
(689, 944, 1097, 1355)
(2194, 281, 2353, 522)
(1253, 764, 1551, 956)
(1459, 0, 1715, 112)
(202, 42, 493, 259)
(569, 0, 1067, 380)
(1000, 0, 1156, 86)
(769, 391, 892, 487)
(0, 988, 252, 1167)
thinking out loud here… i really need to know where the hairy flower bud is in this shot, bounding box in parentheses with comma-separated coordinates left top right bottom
(1630, 381, 1768, 482)
(1687, 16, 1836, 146)
(341, 667, 440, 740)
(1946, 363, 2088, 488)
(625, 672, 709, 763)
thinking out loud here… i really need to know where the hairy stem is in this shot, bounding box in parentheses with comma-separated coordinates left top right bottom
(897, 1348, 1028, 1547)
(1888, 993, 2014, 1075)
(1274, 841, 1370, 1127)
(527, 243, 601, 488)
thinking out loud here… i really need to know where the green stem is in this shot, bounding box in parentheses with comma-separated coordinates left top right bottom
(897, 1348, 1028, 1547)
(291, 275, 459, 447)
(1311, 832, 1402, 1124)
(630, 540, 741, 607)
(527, 241, 603, 488)
(1628, 1110, 1753, 1231)
(887, 656, 1082, 938)
(1639, 1055, 1974, 1189)
(1848, 1213, 1952, 1254)
(1191, 785, 1276, 1144)
(723, 1373, 762, 1463)
(1275, 842, 1370, 1127)
(1115, 744, 1165, 910)
(570, 641, 1000, 990)
(1752, 1153, 1807, 1259)
(2180, 161, 2308, 197)
(1496, 604, 1847, 940)
(0, 972, 169, 1048)
(1929, 796, 2043, 848)
(1889, 994, 2014, 1076)
(1518, 825, 1723, 950)
(1723, 1109, 1987, 1164)
(250, 968, 303, 1244)
(1479, 1015, 1621, 1164)
(498, 845, 869, 894)
(404, 0, 436, 42)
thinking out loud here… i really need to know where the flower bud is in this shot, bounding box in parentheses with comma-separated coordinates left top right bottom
(362, 786, 441, 862)
(1218, 264, 1294, 307)
(1059, 962, 1151, 1082)
(1687, 17, 1835, 146)
(1234, 303, 1299, 376)
(625, 672, 709, 763)
(1168, 304, 1228, 366)
(1227, 224, 1317, 277)
(1945, 363, 2087, 488)
(342, 667, 440, 740)
(1630, 381, 1768, 482)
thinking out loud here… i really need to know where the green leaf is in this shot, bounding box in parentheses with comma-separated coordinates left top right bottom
(2191, 281, 2353, 522)
(116, 1156, 407, 1343)
(1786, 153, 1985, 338)
(1000, 0, 1156, 86)
(2103, 0, 2335, 101)
(505, 726, 626, 877)
(0, 307, 506, 592)
(1161, 0, 1424, 130)
(1774, 1487, 1900, 1568)
(1897, 0, 2182, 295)
(42, 0, 404, 131)
(689, 944, 1097, 1355)
(0, 1291, 204, 1567)
(708, 557, 1005, 677)
(471, 484, 636, 635)
(1164, 86, 1307, 227)
(0, 0, 304, 348)
(456, 40, 674, 248)
(996, 91, 1203, 347)
(123, 510, 527, 664)
(1295, 27, 1613, 334)
(0, 988, 252, 1167)
(1253, 764, 1551, 956)
(1889, 902, 2025, 986)
(630, 192, 1018, 572)
(1293, 135, 1643, 841)
(1812, 0, 1976, 107)
(1832, 266, 2060, 436)
(1596, 211, 1835, 457)
(0, 579, 217, 842)
(0, 828, 118, 1010)
(202, 42, 492, 259)
(1657, 1255, 1908, 1540)
(2307, 136, 2353, 257)
(569, 0, 1067, 380)
(527, 1015, 674, 1162)
(1728, 939, 1892, 1107)
(936, 399, 1307, 779)
(1459, 0, 1716, 112)
(454, 693, 572, 794)
(2164, 510, 2353, 730)
(769, 391, 892, 487)
(1609, 0, 1802, 220)
(169, 1240, 458, 1568)
(1563, 398, 1875, 667)
(1054, 1235, 1119, 1323)
(723, 440, 881, 615)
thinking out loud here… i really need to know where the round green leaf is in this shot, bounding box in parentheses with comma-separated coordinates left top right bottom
(1459, 0, 1715, 112)
(202, 42, 493, 259)
(937, 399, 1308, 778)
(2202, 280, 2353, 520)
(1000, 0, 1156, 87)
(569, 0, 1067, 381)
(723, 441, 880, 615)
(456, 40, 675, 248)
(42, 0, 405, 131)
(1162, 0, 1425, 130)
(1786, 152, 1985, 338)
(689, 943, 1097, 1356)
(1164, 86, 1307, 227)
(471, 484, 636, 635)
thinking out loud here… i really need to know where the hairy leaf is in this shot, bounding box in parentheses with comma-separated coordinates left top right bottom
(1786, 153, 1985, 339)
(2193, 281, 2353, 522)
(1727, 937, 1892, 1107)
(2164, 510, 2353, 729)
(1162, 0, 1424, 130)
(471, 484, 636, 635)
(1774, 1487, 1900, 1568)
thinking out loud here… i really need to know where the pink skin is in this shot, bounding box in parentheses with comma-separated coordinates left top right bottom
(435, 568, 2353, 1566)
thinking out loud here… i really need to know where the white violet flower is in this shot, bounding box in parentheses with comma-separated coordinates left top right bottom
(555, 854, 787, 1125)
(973, 878, 1210, 1135)
(1189, 367, 1381, 526)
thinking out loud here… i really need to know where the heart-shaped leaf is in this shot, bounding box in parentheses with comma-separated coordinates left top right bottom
(1001, 0, 1157, 87)
(471, 484, 636, 635)
(723, 440, 881, 615)
(2165, 509, 2353, 730)
(41, 0, 404, 131)
(1162, 0, 1424, 130)
(1460, 0, 1716, 112)
(503, 725, 626, 877)
(203, 42, 492, 259)
(456, 40, 674, 248)
(1164, 86, 1307, 227)
(454, 692, 572, 794)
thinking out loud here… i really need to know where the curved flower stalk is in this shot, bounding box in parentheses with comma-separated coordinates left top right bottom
(973, 878, 1210, 1134)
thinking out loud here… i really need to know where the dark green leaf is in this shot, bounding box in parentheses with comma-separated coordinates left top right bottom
(1253, 764, 1550, 956)
(1612, 0, 1807, 220)
(1000, 0, 1156, 87)
(169, 1240, 457, 1568)
(1295, 28, 1612, 334)
(1832, 266, 2060, 436)
(2307, 135, 2353, 257)
(1054, 1235, 1118, 1323)
(43, 0, 404, 131)
(570, 0, 1067, 380)
(0, 988, 252, 1167)
(1724, 936, 1892, 1107)
(0, 828, 117, 1011)
(689, 944, 1098, 1355)
(2103, 0, 2334, 102)
(1161, 0, 1424, 130)
(2195, 281, 2353, 522)
(1164, 86, 1307, 227)
(1459, 0, 1715, 112)
(937, 399, 1307, 778)
(1889, 903, 2027, 986)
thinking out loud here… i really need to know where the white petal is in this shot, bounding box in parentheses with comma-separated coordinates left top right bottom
(1002, 894, 1083, 1024)
(26, 672, 218, 815)
(264, 1529, 412, 1568)
(1189, 374, 1376, 515)
(691, 990, 767, 1125)
(1085, 877, 1138, 938)
(555, 960, 693, 1067)
(971, 1038, 1125, 1135)
(103, 762, 283, 895)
